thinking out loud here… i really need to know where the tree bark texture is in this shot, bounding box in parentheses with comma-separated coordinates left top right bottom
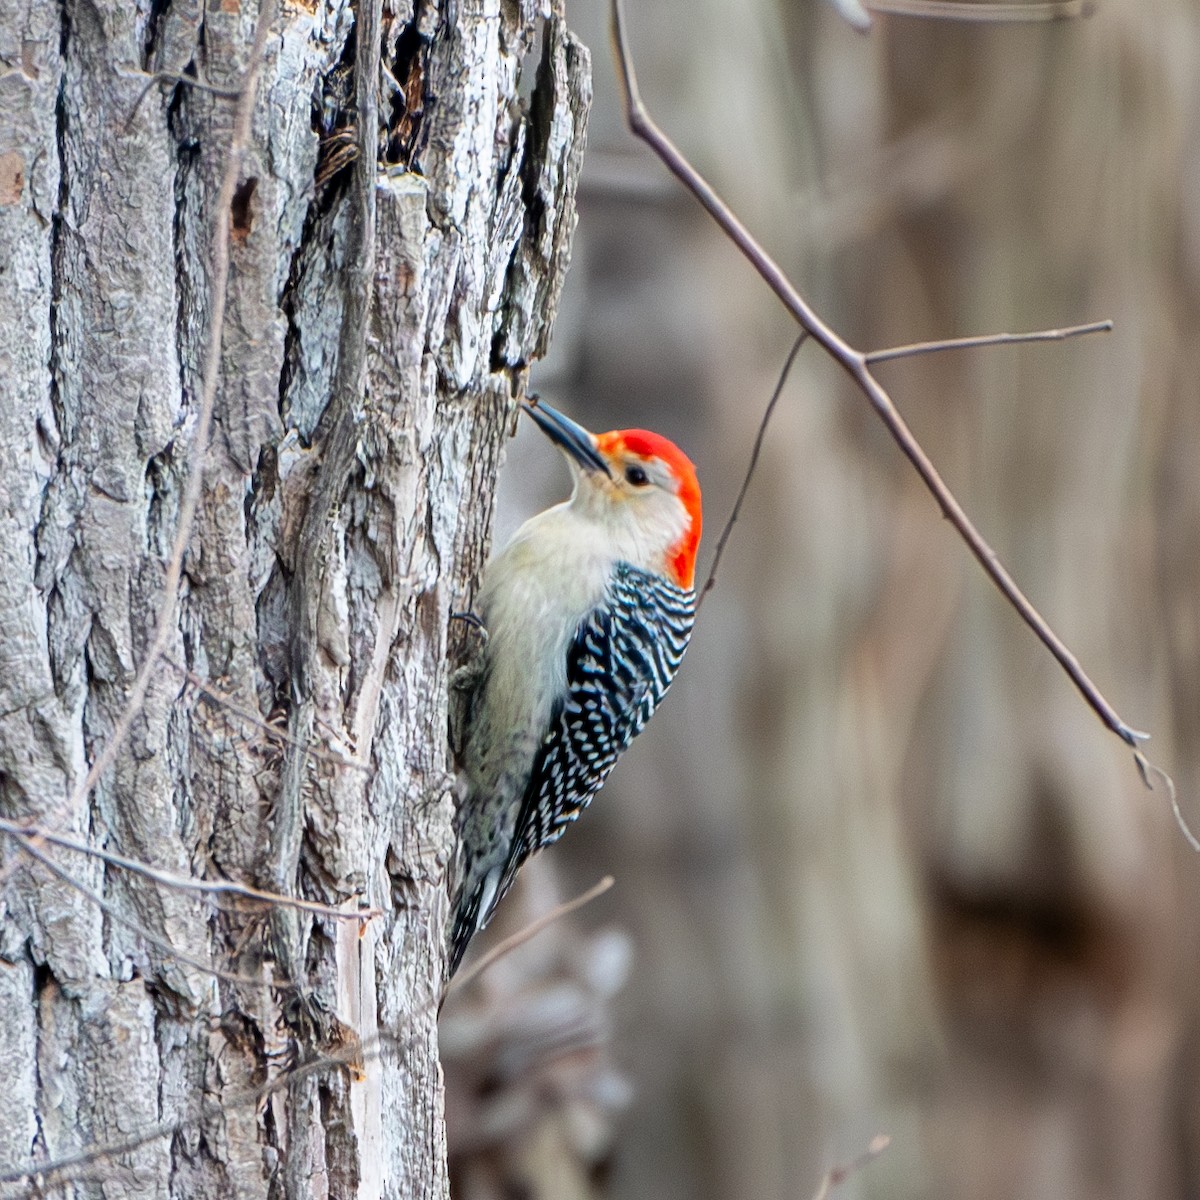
(0, 0, 590, 1196)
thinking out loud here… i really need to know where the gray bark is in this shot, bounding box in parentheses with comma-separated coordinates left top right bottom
(0, 0, 589, 1196)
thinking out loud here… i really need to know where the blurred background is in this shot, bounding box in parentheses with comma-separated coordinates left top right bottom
(440, 2, 1200, 1197)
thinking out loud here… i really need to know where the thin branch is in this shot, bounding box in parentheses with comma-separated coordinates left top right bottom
(863, 0, 1093, 19)
(699, 333, 806, 606)
(8, 832, 292, 993)
(163, 656, 371, 773)
(0, 1122, 180, 1192)
(70, 0, 276, 812)
(611, 0, 1150, 753)
(124, 69, 244, 132)
(0, 819, 380, 921)
(811, 1134, 892, 1200)
(865, 320, 1112, 365)
(1135, 751, 1200, 853)
(447, 875, 615, 995)
(145, 71, 243, 98)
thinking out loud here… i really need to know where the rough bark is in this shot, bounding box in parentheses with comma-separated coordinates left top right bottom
(0, 0, 590, 1196)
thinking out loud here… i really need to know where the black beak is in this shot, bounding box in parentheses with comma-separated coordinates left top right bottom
(521, 401, 613, 478)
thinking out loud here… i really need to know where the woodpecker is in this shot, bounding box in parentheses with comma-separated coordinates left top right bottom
(448, 401, 702, 974)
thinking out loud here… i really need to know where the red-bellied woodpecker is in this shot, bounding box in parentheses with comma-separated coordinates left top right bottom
(448, 401, 702, 974)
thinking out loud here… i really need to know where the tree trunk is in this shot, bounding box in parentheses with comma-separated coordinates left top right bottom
(0, 0, 589, 1195)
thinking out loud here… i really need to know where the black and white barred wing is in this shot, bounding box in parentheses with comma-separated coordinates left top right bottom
(500, 563, 695, 894)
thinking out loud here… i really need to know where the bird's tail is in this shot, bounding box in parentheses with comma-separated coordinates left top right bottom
(447, 881, 484, 977)
(446, 859, 509, 977)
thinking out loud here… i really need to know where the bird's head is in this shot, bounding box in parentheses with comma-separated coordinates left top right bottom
(523, 400, 702, 590)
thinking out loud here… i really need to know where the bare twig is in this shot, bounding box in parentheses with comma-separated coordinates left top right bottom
(447, 875, 615, 995)
(811, 1134, 892, 1200)
(699, 333, 807, 605)
(164, 656, 371, 773)
(1135, 751, 1200, 853)
(124, 68, 244, 129)
(0, 1123, 180, 1193)
(863, 0, 1093, 18)
(611, 0, 1150, 754)
(865, 319, 1112, 365)
(71, 0, 276, 812)
(149, 72, 243, 99)
(0, 818, 380, 921)
(8, 832, 291, 992)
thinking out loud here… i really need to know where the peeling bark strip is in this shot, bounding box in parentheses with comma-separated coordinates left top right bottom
(0, 0, 590, 1195)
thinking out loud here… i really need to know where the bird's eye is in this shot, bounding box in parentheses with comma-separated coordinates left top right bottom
(625, 464, 649, 487)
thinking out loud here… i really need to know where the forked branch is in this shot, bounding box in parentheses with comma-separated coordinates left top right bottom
(611, 0, 1149, 757)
